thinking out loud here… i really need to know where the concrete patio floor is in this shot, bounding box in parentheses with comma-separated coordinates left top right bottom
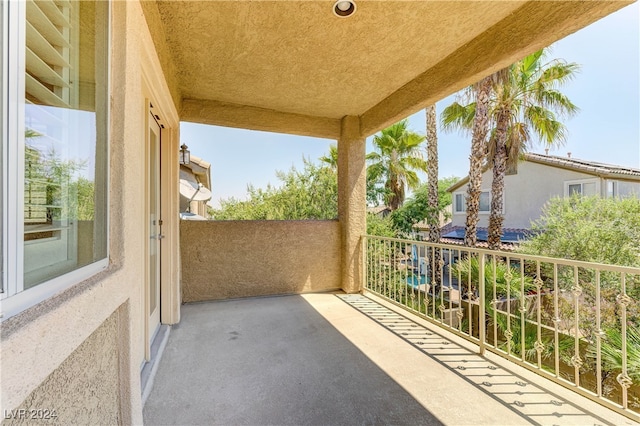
(143, 292, 636, 426)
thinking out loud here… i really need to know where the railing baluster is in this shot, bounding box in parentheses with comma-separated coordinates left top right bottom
(519, 257, 525, 363)
(535, 261, 543, 370)
(506, 255, 512, 356)
(491, 255, 497, 350)
(383, 239, 387, 297)
(457, 249, 463, 334)
(404, 241, 408, 307)
(553, 262, 560, 379)
(595, 269, 602, 398)
(387, 239, 392, 301)
(375, 238, 380, 294)
(433, 246, 438, 321)
(363, 237, 368, 292)
(572, 265, 581, 388)
(479, 253, 486, 355)
(619, 273, 629, 410)
(361, 235, 640, 422)
(396, 241, 400, 304)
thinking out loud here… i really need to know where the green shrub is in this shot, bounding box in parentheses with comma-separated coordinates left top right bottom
(518, 195, 640, 267)
(450, 255, 535, 301)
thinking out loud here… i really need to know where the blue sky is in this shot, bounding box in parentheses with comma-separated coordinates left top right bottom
(181, 3, 639, 208)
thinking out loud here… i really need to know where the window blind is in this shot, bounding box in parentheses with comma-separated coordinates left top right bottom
(23, 0, 74, 233)
(25, 0, 71, 108)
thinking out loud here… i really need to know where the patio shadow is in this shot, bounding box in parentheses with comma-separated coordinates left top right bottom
(143, 294, 443, 425)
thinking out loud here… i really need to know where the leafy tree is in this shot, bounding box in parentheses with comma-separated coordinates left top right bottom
(25, 130, 91, 222)
(366, 213, 396, 238)
(211, 157, 338, 220)
(519, 195, 640, 402)
(366, 167, 387, 206)
(70, 177, 95, 220)
(367, 120, 427, 211)
(390, 176, 458, 235)
(518, 196, 640, 267)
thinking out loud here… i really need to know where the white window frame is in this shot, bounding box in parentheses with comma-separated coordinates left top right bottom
(453, 192, 466, 213)
(453, 190, 494, 214)
(1, 1, 110, 321)
(0, 0, 6, 297)
(564, 178, 600, 197)
(606, 180, 617, 198)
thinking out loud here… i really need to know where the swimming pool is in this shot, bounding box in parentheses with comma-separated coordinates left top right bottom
(406, 275, 429, 287)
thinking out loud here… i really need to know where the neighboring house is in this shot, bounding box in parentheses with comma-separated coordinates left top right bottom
(447, 153, 640, 231)
(1, 1, 629, 423)
(367, 205, 391, 218)
(179, 155, 212, 219)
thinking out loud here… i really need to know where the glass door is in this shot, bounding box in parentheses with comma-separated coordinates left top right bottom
(147, 110, 161, 358)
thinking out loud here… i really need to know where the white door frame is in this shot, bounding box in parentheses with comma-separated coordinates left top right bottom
(145, 104, 162, 360)
(139, 49, 181, 368)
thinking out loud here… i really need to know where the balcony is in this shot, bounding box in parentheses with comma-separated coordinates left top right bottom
(145, 228, 639, 425)
(143, 292, 634, 425)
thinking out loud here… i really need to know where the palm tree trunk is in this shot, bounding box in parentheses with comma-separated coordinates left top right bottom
(426, 105, 439, 243)
(488, 107, 509, 250)
(387, 177, 402, 211)
(465, 76, 492, 247)
(425, 105, 441, 288)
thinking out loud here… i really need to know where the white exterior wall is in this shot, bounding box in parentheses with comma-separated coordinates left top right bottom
(450, 161, 600, 229)
(1, 1, 181, 423)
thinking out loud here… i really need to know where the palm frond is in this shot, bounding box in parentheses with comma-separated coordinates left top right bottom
(441, 101, 476, 134)
(525, 106, 568, 145)
(506, 122, 530, 169)
(537, 61, 580, 86)
(537, 89, 579, 117)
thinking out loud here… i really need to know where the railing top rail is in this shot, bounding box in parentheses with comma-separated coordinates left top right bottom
(362, 234, 640, 274)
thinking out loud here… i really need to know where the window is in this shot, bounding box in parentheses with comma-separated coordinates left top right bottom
(454, 193, 466, 213)
(479, 191, 490, 212)
(2, 1, 109, 318)
(564, 179, 598, 197)
(606, 180, 616, 198)
(454, 191, 491, 213)
(606, 180, 640, 199)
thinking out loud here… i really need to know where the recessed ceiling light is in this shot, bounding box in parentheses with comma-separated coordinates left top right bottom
(333, 0, 356, 18)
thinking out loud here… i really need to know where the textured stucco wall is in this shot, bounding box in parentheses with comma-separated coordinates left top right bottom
(1, 1, 180, 424)
(338, 116, 366, 293)
(152, 0, 628, 138)
(6, 308, 122, 425)
(181, 221, 341, 302)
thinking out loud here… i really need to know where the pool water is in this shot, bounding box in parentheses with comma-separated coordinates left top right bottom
(406, 275, 429, 287)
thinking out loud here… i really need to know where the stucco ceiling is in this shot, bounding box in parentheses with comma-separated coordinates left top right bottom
(146, 0, 631, 138)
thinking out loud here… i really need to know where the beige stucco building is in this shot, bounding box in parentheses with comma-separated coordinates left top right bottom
(179, 154, 212, 218)
(448, 152, 640, 230)
(1, 1, 635, 423)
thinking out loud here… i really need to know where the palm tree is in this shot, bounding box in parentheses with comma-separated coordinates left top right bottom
(443, 49, 579, 250)
(319, 144, 338, 170)
(367, 120, 427, 211)
(442, 75, 494, 247)
(425, 105, 442, 287)
(425, 105, 439, 243)
(485, 49, 579, 249)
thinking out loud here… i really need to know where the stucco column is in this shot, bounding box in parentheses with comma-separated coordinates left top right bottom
(338, 116, 366, 293)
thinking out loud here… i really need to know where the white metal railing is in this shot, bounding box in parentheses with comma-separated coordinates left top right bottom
(362, 235, 640, 421)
